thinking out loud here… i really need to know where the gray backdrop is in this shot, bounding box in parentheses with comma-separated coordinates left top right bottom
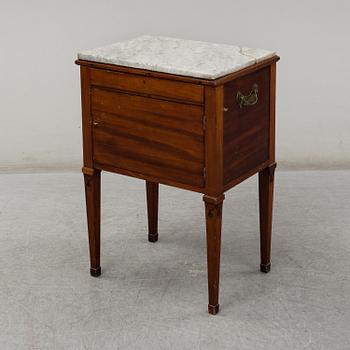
(1, 0, 349, 170)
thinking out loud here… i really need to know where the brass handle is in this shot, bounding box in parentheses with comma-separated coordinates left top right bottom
(236, 84, 258, 108)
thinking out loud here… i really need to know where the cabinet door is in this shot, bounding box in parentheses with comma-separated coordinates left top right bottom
(91, 87, 205, 189)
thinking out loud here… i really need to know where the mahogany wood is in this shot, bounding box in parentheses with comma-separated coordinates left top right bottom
(80, 67, 93, 168)
(94, 162, 204, 193)
(91, 87, 204, 188)
(146, 181, 159, 242)
(269, 63, 277, 161)
(223, 67, 270, 186)
(223, 160, 270, 192)
(83, 168, 101, 277)
(203, 85, 225, 314)
(259, 162, 276, 273)
(203, 194, 225, 315)
(90, 68, 204, 104)
(76, 55, 279, 315)
(204, 86, 224, 196)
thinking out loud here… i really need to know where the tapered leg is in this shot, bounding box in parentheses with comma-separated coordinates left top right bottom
(83, 168, 101, 277)
(146, 181, 159, 242)
(203, 194, 225, 315)
(259, 163, 276, 273)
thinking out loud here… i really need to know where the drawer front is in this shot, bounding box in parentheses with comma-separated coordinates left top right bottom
(223, 67, 270, 185)
(90, 69, 204, 104)
(91, 88, 205, 188)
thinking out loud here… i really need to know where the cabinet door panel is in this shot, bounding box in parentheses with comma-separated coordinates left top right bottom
(91, 88, 205, 188)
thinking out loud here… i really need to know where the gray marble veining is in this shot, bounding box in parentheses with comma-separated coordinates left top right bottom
(78, 35, 276, 79)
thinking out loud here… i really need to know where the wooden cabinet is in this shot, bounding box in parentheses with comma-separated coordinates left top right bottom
(77, 36, 279, 315)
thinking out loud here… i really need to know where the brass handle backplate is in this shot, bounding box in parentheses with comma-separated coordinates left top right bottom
(236, 84, 258, 108)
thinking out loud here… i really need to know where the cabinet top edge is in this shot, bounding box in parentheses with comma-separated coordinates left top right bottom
(75, 55, 280, 86)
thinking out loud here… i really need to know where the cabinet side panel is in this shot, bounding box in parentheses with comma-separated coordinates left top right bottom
(223, 67, 270, 187)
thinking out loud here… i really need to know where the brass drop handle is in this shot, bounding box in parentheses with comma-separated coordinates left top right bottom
(236, 84, 258, 108)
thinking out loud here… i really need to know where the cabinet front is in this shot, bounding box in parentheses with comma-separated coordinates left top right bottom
(90, 86, 205, 189)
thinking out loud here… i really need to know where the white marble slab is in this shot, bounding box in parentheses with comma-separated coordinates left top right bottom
(78, 35, 276, 80)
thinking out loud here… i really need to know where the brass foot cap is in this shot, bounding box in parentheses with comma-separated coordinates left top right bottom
(260, 263, 271, 273)
(90, 267, 101, 277)
(148, 233, 158, 243)
(208, 304, 219, 315)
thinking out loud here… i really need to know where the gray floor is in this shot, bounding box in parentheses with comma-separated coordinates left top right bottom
(0, 170, 349, 350)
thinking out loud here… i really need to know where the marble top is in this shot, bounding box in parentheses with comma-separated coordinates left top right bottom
(78, 35, 276, 80)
